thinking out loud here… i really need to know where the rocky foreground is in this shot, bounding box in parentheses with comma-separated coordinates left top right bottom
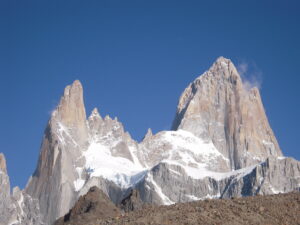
(55, 187, 300, 225)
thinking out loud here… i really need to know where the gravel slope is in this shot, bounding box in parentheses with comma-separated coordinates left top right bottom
(55, 188, 300, 225)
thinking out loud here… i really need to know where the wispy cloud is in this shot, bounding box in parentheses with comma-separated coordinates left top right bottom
(237, 60, 263, 91)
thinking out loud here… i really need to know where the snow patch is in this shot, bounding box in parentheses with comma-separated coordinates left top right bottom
(270, 186, 282, 194)
(277, 156, 286, 160)
(199, 193, 221, 200)
(163, 160, 256, 181)
(57, 122, 78, 146)
(74, 179, 85, 192)
(163, 130, 224, 159)
(186, 194, 201, 201)
(17, 193, 24, 217)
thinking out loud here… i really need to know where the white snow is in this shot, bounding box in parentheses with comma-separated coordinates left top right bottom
(74, 179, 85, 192)
(163, 130, 224, 159)
(220, 61, 228, 67)
(73, 128, 256, 201)
(199, 193, 221, 200)
(186, 193, 221, 201)
(162, 160, 256, 181)
(277, 156, 286, 160)
(17, 193, 24, 216)
(128, 145, 143, 168)
(83, 142, 145, 188)
(73, 167, 85, 191)
(245, 151, 262, 161)
(168, 168, 181, 176)
(186, 194, 201, 201)
(57, 122, 78, 146)
(270, 186, 282, 194)
(8, 220, 19, 225)
(262, 140, 274, 146)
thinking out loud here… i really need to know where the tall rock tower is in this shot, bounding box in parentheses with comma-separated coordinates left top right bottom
(25, 80, 89, 225)
(172, 57, 282, 170)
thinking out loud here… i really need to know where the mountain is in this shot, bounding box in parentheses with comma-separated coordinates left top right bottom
(0, 154, 44, 225)
(0, 57, 299, 225)
(172, 57, 282, 170)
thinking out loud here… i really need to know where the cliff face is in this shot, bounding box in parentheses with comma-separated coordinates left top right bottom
(172, 57, 282, 170)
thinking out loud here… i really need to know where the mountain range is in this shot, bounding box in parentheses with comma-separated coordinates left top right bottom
(1, 57, 299, 225)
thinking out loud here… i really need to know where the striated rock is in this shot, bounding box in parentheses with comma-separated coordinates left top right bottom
(172, 57, 282, 170)
(135, 156, 300, 205)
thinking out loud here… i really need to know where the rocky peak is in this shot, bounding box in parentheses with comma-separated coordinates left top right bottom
(54, 80, 86, 125)
(0, 153, 7, 173)
(172, 57, 282, 170)
(52, 80, 88, 144)
(88, 107, 102, 121)
(143, 128, 153, 141)
(54, 186, 121, 225)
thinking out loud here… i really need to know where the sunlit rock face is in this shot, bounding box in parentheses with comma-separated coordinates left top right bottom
(172, 57, 282, 170)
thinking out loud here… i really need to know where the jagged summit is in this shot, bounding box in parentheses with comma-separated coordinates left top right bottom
(89, 107, 102, 120)
(54, 80, 86, 127)
(0, 152, 7, 172)
(143, 128, 153, 141)
(172, 57, 282, 170)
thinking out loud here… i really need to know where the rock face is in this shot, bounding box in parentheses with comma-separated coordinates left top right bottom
(0, 153, 44, 225)
(1, 57, 299, 225)
(172, 57, 282, 170)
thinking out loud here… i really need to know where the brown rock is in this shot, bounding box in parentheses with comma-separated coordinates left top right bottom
(55, 186, 121, 225)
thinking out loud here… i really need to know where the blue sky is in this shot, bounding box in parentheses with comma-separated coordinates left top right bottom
(1, 0, 299, 189)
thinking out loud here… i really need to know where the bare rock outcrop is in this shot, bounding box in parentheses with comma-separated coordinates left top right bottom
(54, 186, 121, 225)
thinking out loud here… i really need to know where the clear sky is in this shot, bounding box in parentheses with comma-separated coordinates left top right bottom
(1, 0, 299, 189)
